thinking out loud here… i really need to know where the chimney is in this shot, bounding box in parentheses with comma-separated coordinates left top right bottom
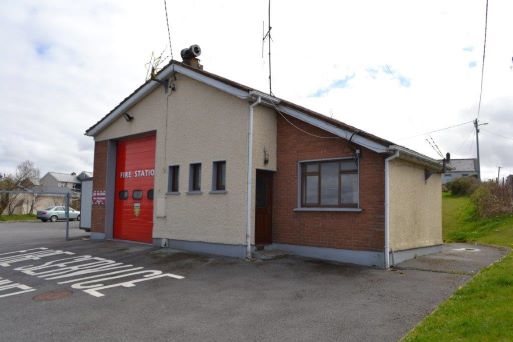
(181, 44, 203, 70)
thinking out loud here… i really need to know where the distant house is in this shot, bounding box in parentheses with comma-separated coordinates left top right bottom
(441, 159, 478, 184)
(39, 171, 93, 192)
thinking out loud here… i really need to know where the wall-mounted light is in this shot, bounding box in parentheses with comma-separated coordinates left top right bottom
(264, 148, 269, 165)
(123, 112, 134, 122)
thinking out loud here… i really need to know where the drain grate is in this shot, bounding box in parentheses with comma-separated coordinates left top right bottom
(452, 247, 480, 252)
(33, 289, 73, 301)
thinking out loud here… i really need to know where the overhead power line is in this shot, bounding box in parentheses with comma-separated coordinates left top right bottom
(481, 128, 513, 142)
(163, 0, 173, 60)
(425, 136, 444, 159)
(397, 120, 474, 140)
(476, 0, 489, 119)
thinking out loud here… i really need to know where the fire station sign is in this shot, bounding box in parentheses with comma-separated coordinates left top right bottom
(119, 169, 155, 179)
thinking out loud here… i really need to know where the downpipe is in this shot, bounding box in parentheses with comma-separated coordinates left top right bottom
(246, 96, 261, 259)
(384, 150, 400, 269)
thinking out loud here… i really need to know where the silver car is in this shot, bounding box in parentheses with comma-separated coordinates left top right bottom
(37, 206, 81, 222)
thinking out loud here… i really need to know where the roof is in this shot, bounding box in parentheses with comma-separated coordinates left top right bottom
(46, 172, 80, 184)
(444, 159, 478, 173)
(85, 60, 442, 171)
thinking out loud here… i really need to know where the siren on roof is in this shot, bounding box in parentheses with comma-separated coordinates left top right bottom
(181, 45, 201, 60)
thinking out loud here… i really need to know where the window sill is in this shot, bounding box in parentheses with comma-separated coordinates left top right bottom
(166, 192, 180, 196)
(293, 207, 362, 212)
(186, 191, 203, 195)
(209, 190, 227, 194)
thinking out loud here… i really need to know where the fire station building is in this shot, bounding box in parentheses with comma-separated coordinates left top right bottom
(85, 54, 443, 268)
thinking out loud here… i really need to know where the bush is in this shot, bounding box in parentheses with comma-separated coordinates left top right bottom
(446, 176, 479, 196)
(471, 181, 513, 218)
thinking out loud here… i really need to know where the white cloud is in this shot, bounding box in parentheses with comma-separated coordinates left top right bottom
(1, 0, 512, 180)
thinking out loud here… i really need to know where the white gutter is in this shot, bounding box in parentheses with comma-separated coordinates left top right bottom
(246, 96, 261, 259)
(384, 150, 400, 269)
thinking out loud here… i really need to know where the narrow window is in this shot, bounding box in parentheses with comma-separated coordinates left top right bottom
(213, 161, 226, 191)
(168, 165, 179, 193)
(147, 189, 154, 200)
(190, 163, 202, 192)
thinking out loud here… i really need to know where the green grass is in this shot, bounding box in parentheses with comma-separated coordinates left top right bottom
(403, 193, 513, 341)
(0, 214, 37, 222)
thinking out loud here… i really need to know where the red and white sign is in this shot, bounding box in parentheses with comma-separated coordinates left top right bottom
(119, 169, 155, 179)
(92, 190, 106, 206)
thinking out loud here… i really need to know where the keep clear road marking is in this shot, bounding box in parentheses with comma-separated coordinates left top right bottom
(0, 247, 184, 298)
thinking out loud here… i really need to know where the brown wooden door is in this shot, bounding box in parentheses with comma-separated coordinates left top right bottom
(255, 170, 273, 245)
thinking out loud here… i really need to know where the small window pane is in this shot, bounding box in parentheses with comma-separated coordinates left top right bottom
(147, 189, 154, 200)
(306, 163, 319, 172)
(320, 162, 339, 205)
(132, 190, 143, 200)
(119, 191, 128, 200)
(190, 163, 201, 191)
(214, 161, 226, 191)
(340, 159, 358, 171)
(304, 175, 319, 205)
(340, 174, 358, 205)
(168, 165, 179, 192)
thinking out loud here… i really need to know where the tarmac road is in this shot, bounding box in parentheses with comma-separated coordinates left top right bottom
(0, 222, 506, 342)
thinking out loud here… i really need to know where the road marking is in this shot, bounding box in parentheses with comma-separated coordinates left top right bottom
(0, 277, 36, 298)
(0, 247, 184, 298)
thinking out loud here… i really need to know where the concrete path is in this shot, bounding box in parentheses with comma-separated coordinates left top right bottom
(396, 243, 508, 275)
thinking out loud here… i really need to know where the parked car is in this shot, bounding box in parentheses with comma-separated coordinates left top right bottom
(37, 206, 80, 222)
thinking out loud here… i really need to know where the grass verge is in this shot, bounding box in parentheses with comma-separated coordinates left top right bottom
(0, 214, 37, 222)
(403, 193, 513, 341)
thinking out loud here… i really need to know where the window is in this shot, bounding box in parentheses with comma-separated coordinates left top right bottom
(189, 163, 202, 192)
(300, 159, 358, 208)
(147, 189, 154, 200)
(132, 190, 143, 200)
(168, 165, 179, 193)
(212, 161, 226, 191)
(119, 190, 128, 200)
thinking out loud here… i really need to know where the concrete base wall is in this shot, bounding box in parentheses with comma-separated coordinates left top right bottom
(153, 238, 246, 258)
(268, 243, 385, 268)
(390, 244, 443, 266)
(91, 232, 106, 240)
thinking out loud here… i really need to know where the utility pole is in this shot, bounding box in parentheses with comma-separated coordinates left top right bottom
(497, 166, 502, 183)
(474, 118, 488, 182)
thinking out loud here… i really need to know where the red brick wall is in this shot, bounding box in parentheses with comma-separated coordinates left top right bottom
(273, 115, 385, 251)
(91, 140, 107, 233)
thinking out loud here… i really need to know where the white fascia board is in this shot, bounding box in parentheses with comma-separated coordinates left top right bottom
(389, 145, 443, 170)
(173, 65, 249, 99)
(86, 64, 250, 137)
(86, 79, 162, 137)
(276, 105, 389, 153)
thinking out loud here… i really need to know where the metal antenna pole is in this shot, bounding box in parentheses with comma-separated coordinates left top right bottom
(268, 0, 272, 95)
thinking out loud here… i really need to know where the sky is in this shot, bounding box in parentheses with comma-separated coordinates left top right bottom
(1, 0, 512, 180)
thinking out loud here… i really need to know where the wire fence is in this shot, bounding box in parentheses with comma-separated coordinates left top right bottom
(0, 190, 80, 241)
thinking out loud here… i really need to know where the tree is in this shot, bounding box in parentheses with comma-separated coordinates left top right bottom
(0, 160, 40, 215)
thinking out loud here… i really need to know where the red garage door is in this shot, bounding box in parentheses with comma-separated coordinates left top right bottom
(114, 134, 156, 243)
